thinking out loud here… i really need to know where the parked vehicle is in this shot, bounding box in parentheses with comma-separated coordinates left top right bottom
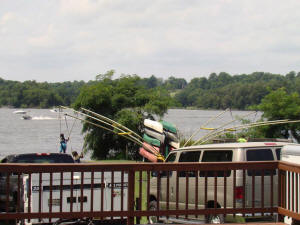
(0, 153, 128, 225)
(0, 153, 74, 224)
(149, 141, 295, 224)
(281, 145, 300, 225)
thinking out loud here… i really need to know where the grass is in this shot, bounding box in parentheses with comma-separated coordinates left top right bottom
(134, 171, 149, 224)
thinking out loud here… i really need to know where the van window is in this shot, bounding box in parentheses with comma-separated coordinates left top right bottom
(276, 148, 281, 160)
(246, 149, 275, 176)
(200, 150, 233, 177)
(246, 149, 274, 161)
(178, 151, 201, 177)
(201, 150, 233, 162)
(179, 151, 201, 162)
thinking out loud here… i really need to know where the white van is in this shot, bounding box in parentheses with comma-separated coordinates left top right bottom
(281, 145, 300, 225)
(150, 142, 295, 224)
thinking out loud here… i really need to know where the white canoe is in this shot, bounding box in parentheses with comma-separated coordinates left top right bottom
(168, 140, 180, 149)
(144, 119, 163, 133)
(144, 128, 165, 143)
(165, 131, 179, 142)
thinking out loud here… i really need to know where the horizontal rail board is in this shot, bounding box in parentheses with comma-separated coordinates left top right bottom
(0, 161, 278, 173)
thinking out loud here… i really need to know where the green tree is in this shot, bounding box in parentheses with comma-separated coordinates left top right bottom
(74, 75, 172, 160)
(257, 88, 300, 142)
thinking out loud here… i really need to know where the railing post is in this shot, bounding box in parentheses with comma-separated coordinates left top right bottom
(127, 169, 135, 225)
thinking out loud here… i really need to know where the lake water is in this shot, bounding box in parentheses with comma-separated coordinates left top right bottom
(0, 108, 260, 159)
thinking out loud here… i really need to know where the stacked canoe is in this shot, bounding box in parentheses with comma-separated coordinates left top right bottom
(139, 119, 180, 162)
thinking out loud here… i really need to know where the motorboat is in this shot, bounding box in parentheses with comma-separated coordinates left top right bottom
(13, 110, 27, 114)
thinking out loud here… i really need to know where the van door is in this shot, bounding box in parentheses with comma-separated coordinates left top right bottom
(245, 148, 277, 209)
(170, 151, 201, 211)
(199, 150, 234, 210)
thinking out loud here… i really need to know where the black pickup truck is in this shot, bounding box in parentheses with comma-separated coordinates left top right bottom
(0, 153, 74, 224)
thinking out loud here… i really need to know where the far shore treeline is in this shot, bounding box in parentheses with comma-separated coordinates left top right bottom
(1, 70, 300, 110)
(1, 70, 300, 159)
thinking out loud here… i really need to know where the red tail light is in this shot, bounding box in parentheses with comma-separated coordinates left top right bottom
(235, 186, 244, 200)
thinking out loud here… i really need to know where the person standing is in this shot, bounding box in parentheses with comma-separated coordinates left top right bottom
(72, 151, 83, 163)
(237, 135, 247, 143)
(59, 133, 69, 153)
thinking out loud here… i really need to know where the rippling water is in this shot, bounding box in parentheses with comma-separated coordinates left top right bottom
(0, 108, 260, 159)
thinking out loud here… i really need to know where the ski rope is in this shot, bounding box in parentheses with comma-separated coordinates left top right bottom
(64, 115, 73, 152)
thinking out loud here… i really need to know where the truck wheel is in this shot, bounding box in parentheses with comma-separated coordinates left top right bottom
(205, 214, 224, 224)
(292, 219, 300, 225)
(148, 200, 158, 224)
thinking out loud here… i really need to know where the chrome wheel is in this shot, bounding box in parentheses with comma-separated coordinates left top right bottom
(148, 200, 158, 224)
(206, 214, 224, 224)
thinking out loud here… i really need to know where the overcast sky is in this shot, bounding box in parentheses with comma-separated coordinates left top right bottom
(1, 0, 300, 82)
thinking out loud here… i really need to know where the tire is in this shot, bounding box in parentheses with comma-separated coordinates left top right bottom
(292, 219, 300, 225)
(205, 214, 225, 224)
(148, 200, 158, 224)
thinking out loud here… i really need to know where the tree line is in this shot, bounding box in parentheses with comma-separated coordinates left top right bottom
(0, 77, 85, 108)
(1, 70, 300, 110)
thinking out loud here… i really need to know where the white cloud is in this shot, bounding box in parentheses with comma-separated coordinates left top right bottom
(28, 24, 57, 48)
(0, 12, 16, 25)
(0, 0, 300, 82)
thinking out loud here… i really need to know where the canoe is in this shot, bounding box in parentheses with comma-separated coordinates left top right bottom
(142, 142, 159, 154)
(144, 119, 163, 133)
(143, 134, 161, 147)
(168, 140, 180, 149)
(139, 148, 157, 162)
(160, 120, 177, 133)
(165, 130, 179, 142)
(144, 128, 165, 143)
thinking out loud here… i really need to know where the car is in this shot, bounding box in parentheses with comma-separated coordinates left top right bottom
(149, 141, 295, 224)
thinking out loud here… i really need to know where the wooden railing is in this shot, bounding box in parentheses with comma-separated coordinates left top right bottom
(278, 161, 300, 222)
(0, 161, 299, 224)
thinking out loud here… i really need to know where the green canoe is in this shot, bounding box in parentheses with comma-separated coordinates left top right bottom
(143, 133, 161, 147)
(160, 120, 177, 133)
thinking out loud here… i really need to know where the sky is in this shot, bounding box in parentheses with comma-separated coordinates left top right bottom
(1, 0, 300, 82)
